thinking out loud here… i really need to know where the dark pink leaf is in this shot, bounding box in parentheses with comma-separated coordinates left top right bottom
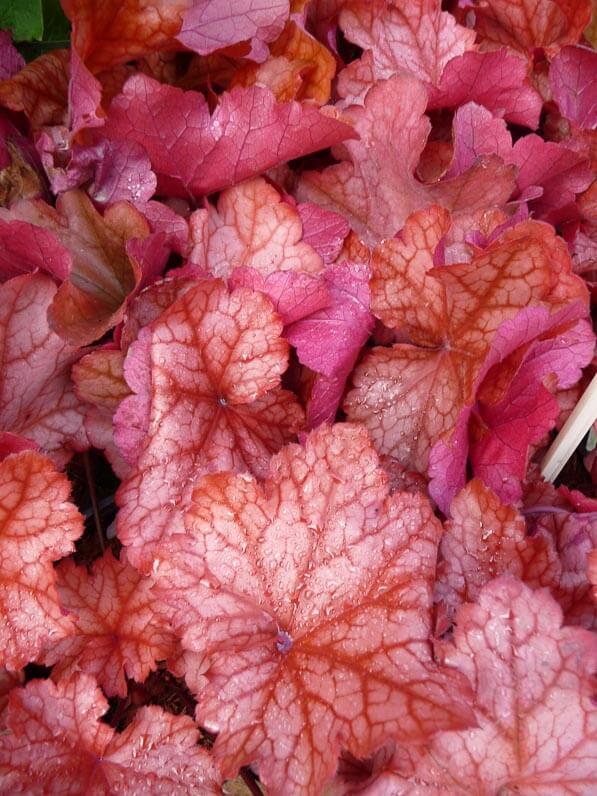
(506, 134, 593, 221)
(115, 279, 304, 572)
(177, 0, 289, 62)
(41, 550, 177, 697)
(297, 202, 349, 265)
(286, 261, 373, 425)
(297, 75, 515, 245)
(155, 424, 474, 795)
(0, 674, 221, 793)
(0, 433, 37, 462)
(549, 45, 597, 130)
(0, 218, 71, 282)
(429, 48, 542, 128)
(104, 74, 356, 198)
(0, 274, 88, 465)
(0, 31, 24, 80)
(359, 578, 597, 794)
(447, 102, 512, 178)
(0, 451, 84, 670)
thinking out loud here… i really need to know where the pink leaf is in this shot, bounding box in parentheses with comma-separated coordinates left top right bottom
(68, 47, 102, 136)
(297, 202, 349, 265)
(0, 218, 71, 282)
(447, 102, 512, 178)
(429, 48, 542, 128)
(0, 674, 221, 793)
(506, 134, 593, 222)
(115, 279, 304, 572)
(369, 578, 597, 793)
(104, 74, 356, 198)
(230, 267, 331, 326)
(297, 75, 515, 245)
(177, 0, 289, 62)
(41, 550, 177, 697)
(0, 274, 88, 465)
(549, 45, 597, 130)
(0, 451, 84, 670)
(155, 424, 474, 795)
(89, 140, 157, 208)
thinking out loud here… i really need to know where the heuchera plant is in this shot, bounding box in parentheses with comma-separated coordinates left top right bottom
(0, 1, 595, 794)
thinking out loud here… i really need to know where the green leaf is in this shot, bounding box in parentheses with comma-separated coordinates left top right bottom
(0, 0, 44, 42)
(13, 0, 71, 61)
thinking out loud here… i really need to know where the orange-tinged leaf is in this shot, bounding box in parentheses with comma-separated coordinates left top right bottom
(0, 50, 69, 128)
(62, 0, 192, 71)
(115, 279, 304, 572)
(345, 221, 583, 472)
(72, 348, 130, 411)
(10, 190, 149, 346)
(42, 550, 177, 697)
(0, 674, 221, 793)
(470, 0, 593, 55)
(0, 451, 84, 670)
(268, 20, 336, 104)
(155, 424, 474, 796)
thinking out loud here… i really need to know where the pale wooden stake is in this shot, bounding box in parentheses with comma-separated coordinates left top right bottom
(541, 373, 597, 483)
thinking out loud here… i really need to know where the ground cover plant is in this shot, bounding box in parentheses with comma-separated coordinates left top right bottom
(0, 1, 596, 793)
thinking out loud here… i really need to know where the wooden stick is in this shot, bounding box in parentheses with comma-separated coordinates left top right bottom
(541, 373, 597, 483)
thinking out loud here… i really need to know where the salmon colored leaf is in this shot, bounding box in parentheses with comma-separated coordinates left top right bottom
(368, 578, 597, 794)
(154, 424, 474, 795)
(9, 190, 150, 346)
(345, 220, 588, 475)
(0, 451, 84, 671)
(523, 482, 597, 629)
(190, 178, 323, 278)
(469, 0, 593, 55)
(115, 279, 304, 572)
(71, 347, 131, 479)
(549, 45, 597, 130)
(435, 479, 560, 631)
(41, 550, 177, 697)
(0, 274, 88, 465)
(177, 0, 289, 62)
(0, 674, 221, 794)
(268, 20, 336, 105)
(428, 48, 542, 129)
(339, 0, 476, 88)
(297, 75, 515, 245)
(104, 74, 356, 199)
(63, 0, 191, 71)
